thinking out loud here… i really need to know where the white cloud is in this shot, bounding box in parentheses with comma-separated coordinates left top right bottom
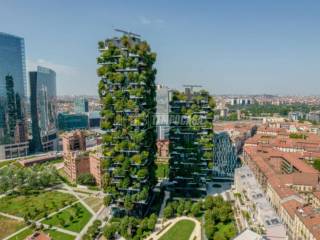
(138, 16, 165, 25)
(139, 16, 152, 25)
(27, 58, 78, 77)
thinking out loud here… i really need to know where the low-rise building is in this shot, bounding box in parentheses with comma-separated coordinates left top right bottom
(242, 123, 320, 239)
(62, 130, 102, 186)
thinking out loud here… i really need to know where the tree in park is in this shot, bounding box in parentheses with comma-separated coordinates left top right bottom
(77, 173, 96, 186)
(69, 214, 74, 223)
(104, 195, 112, 206)
(191, 202, 201, 217)
(163, 205, 174, 219)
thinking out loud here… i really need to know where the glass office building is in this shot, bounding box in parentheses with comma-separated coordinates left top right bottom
(57, 113, 88, 131)
(156, 85, 170, 140)
(29, 66, 58, 153)
(74, 97, 89, 113)
(0, 32, 28, 159)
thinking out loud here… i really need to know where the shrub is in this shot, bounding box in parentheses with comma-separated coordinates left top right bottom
(77, 173, 96, 186)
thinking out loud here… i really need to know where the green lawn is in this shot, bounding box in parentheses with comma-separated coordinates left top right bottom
(0, 191, 77, 220)
(42, 202, 92, 233)
(45, 229, 75, 240)
(0, 160, 15, 168)
(83, 196, 103, 212)
(0, 215, 26, 239)
(159, 220, 195, 240)
(8, 227, 33, 240)
(156, 163, 169, 178)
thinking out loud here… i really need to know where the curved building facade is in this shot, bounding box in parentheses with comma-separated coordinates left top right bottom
(29, 66, 58, 153)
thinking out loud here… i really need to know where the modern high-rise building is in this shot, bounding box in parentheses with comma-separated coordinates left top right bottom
(169, 88, 215, 197)
(29, 66, 58, 153)
(0, 32, 28, 159)
(97, 31, 157, 216)
(74, 97, 89, 113)
(156, 85, 170, 140)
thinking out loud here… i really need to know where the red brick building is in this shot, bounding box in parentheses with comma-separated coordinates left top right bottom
(63, 130, 102, 186)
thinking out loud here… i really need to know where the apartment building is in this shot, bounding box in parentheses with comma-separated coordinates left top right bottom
(62, 130, 102, 186)
(242, 124, 320, 239)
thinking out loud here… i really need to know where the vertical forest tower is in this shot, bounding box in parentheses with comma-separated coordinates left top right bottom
(169, 89, 215, 197)
(97, 31, 157, 216)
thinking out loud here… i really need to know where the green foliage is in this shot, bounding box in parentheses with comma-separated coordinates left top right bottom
(77, 173, 96, 186)
(203, 196, 236, 240)
(83, 219, 102, 240)
(313, 159, 320, 171)
(104, 213, 158, 240)
(98, 34, 157, 215)
(289, 133, 307, 139)
(231, 103, 320, 117)
(0, 165, 60, 194)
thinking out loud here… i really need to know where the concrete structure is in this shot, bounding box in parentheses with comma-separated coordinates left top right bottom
(234, 166, 287, 239)
(227, 97, 253, 106)
(156, 85, 170, 140)
(233, 229, 263, 240)
(288, 111, 304, 122)
(62, 130, 102, 186)
(307, 111, 320, 123)
(156, 139, 169, 162)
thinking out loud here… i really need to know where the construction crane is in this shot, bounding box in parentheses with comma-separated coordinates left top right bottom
(114, 28, 141, 38)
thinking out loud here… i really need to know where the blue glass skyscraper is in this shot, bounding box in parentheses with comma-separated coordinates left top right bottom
(29, 66, 58, 153)
(0, 32, 28, 159)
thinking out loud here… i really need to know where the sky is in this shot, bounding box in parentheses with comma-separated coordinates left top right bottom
(1, 0, 320, 96)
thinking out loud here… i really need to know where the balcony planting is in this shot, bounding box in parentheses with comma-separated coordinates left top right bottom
(97, 33, 157, 216)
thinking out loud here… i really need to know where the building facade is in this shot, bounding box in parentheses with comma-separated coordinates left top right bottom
(62, 131, 102, 186)
(29, 66, 58, 153)
(97, 32, 157, 216)
(0, 32, 28, 159)
(169, 88, 215, 197)
(74, 97, 89, 113)
(213, 132, 238, 177)
(57, 113, 88, 131)
(156, 85, 170, 140)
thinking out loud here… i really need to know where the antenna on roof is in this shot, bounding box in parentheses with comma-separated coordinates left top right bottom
(114, 28, 141, 38)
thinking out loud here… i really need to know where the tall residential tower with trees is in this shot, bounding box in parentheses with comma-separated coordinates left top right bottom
(97, 31, 157, 216)
(169, 88, 215, 197)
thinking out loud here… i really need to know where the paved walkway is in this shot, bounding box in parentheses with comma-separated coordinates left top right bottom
(158, 191, 170, 219)
(2, 185, 103, 240)
(76, 205, 107, 240)
(0, 212, 24, 221)
(3, 226, 30, 240)
(146, 216, 201, 240)
(62, 184, 96, 216)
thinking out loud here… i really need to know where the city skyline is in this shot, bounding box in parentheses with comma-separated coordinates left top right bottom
(1, 0, 320, 96)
